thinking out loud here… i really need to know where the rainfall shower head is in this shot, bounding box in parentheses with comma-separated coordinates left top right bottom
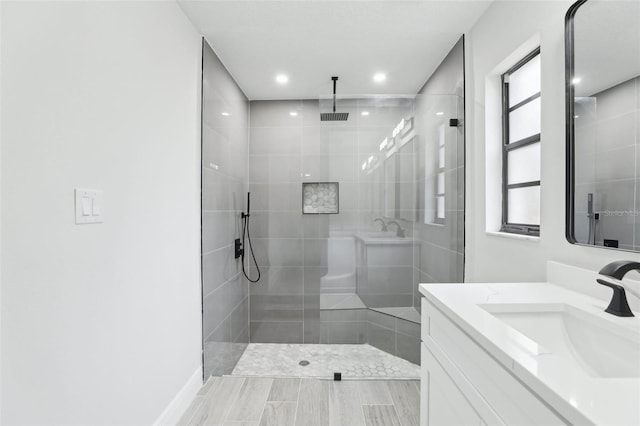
(321, 112, 349, 121)
(321, 76, 349, 121)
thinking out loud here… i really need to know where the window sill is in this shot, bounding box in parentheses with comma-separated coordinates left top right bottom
(485, 231, 540, 242)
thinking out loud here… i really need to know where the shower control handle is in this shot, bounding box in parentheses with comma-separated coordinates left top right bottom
(234, 238, 244, 259)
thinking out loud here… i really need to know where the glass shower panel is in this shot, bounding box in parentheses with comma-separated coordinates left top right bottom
(243, 38, 464, 370)
(413, 93, 464, 285)
(352, 97, 416, 313)
(246, 93, 463, 362)
(350, 94, 463, 318)
(201, 41, 249, 378)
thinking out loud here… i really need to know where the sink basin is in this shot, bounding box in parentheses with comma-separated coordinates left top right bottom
(480, 303, 640, 378)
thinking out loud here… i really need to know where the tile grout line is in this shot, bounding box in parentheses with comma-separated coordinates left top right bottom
(360, 403, 368, 426)
(390, 402, 403, 426)
(301, 124, 306, 344)
(222, 377, 246, 424)
(386, 380, 404, 426)
(255, 388, 268, 426)
(292, 378, 303, 426)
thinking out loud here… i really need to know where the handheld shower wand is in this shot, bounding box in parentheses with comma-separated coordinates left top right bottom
(240, 192, 260, 283)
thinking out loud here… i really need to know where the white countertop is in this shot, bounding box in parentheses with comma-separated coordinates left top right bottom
(419, 281, 640, 426)
(354, 232, 414, 245)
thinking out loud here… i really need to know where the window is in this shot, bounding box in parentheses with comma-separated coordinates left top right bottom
(435, 124, 445, 224)
(501, 48, 541, 236)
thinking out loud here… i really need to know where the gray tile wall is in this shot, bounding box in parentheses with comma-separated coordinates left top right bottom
(248, 100, 307, 343)
(202, 41, 249, 377)
(367, 310, 421, 365)
(318, 308, 420, 364)
(574, 76, 640, 250)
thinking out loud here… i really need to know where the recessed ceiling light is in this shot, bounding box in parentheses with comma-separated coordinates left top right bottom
(290, 111, 298, 117)
(572, 77, 581, 85)
(221, 112, 230, 116)
(436, 112, 444, 116)
(373, 73, 386, 83)
(276, 74, 289, 84)
(361, 111, 370, 116)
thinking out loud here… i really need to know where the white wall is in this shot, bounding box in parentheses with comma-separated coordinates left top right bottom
(465, 0, 640, 283)
(1, 2, 202, 424)
(0, 0, 3, 420)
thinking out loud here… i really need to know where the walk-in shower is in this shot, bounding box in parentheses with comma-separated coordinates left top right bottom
(200, 37, 465, 380)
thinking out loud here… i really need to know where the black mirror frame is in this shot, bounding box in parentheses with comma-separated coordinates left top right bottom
(564, 0, 589, 246)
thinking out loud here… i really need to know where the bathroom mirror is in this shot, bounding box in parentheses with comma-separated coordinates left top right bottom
(566, 0, 640, 251)
(383, 154, 397, 218)
(397, 137, 417, 221)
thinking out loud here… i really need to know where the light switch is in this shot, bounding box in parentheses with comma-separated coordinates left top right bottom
(82, 197, 91, 216)
(91, 198, 101, 216)
(75, 188, 104, 224)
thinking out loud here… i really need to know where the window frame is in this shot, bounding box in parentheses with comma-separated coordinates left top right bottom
(434, 123, 446, 225)
(501, 47, 541, 236)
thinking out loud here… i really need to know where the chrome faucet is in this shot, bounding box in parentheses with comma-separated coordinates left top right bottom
(597, 260, 639, 317)
(374, 218, 388, 232)
(386, 220, 405, 238)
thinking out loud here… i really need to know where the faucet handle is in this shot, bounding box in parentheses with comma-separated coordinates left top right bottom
(596, 279, 635, 317)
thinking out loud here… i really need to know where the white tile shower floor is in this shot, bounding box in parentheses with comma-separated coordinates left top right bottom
(231, 343, 420, 379)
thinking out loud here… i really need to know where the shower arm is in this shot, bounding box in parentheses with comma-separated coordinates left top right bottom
(332, 76, 338, 113)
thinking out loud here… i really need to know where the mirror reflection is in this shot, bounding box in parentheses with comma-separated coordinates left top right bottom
(567, 0, 640, 251)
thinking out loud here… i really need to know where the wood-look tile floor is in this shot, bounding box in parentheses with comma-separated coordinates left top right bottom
(179, 377, 420, 426)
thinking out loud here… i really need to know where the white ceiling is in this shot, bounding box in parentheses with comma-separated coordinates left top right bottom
(177, 0, 493, 100)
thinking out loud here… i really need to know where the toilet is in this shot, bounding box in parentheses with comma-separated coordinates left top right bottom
(320, 232, 356, 294)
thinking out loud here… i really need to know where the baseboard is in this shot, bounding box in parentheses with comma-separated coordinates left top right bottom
(154, 366, 203, 426)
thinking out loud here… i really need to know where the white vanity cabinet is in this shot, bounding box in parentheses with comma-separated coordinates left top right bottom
(420, 344, 486, 425)
(420, 297, 567, 426)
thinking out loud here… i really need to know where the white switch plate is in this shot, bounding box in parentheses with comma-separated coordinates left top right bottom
(75, 188, 103, 224)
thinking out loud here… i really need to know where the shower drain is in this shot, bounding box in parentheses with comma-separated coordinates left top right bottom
(298, 360, 310, 366)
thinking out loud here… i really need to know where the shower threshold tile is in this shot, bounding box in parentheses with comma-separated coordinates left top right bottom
(319, 293, 366, 310)
(369, 306, 421, 324)
(231, 343, 419, 379)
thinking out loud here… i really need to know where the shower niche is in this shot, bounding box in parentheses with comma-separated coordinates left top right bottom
(302, 182, 339, 214)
